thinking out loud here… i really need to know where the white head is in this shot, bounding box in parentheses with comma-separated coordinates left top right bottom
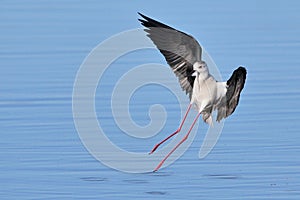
(192, 61, 208, 76)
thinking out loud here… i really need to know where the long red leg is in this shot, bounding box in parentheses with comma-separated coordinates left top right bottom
(153, 112, 201, 172)
(149, 104, 192, 154)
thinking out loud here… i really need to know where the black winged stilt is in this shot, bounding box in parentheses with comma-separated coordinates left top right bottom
(138, 13, 247, 171)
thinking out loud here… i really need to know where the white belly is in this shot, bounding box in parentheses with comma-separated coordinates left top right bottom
(191, 76, 226, 113)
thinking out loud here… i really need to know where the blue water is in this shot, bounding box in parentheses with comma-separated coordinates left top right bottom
(1, 1, 300, 199)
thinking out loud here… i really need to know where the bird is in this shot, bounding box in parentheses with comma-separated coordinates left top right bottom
(138, 13, 247, 171)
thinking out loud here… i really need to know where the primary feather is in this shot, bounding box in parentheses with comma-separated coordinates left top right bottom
(138, 13, 247, 124)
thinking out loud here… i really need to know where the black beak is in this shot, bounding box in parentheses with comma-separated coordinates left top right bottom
(190, 70, 196, 76)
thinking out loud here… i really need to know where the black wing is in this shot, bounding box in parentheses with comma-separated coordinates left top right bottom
(217, 67, 247, 121)
(138, 12, 202, 99)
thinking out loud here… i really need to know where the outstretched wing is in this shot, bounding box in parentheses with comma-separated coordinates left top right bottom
(138, 12, 202, 99)
(216, 67, 247, 121)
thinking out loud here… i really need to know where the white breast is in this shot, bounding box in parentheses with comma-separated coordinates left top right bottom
(191, 75, 227, 113)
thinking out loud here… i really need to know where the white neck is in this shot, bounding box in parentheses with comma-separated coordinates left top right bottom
(196, 71, 209, 81)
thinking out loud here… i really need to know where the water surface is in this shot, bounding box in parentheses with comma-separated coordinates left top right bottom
(1, 1, 300, 199)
